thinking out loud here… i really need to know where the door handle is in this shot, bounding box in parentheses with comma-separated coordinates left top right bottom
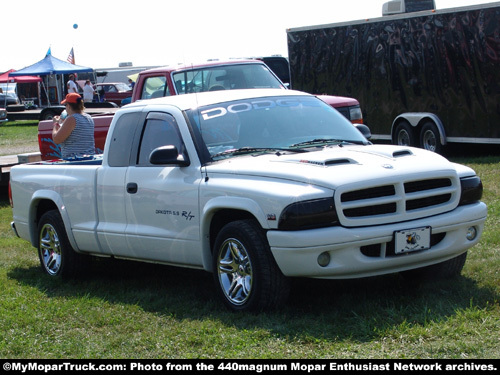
(126, 182, 138, 194)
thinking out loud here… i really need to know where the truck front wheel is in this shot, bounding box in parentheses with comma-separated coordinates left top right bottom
(212, 219, 290, 312)
(38, 210, 87, 278)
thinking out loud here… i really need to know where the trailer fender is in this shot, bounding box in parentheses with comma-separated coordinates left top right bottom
(391, 113, 446, 148)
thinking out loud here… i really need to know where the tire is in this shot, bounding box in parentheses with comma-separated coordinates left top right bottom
(420, 121, 442, 153)
(401, 252, 467, 282)
(40, 109, 59, 121)
(6, 104, 25, 112)
(212, 219, 290, 312)
(38, 210, 87, 278)
(394, 120, 416, 147)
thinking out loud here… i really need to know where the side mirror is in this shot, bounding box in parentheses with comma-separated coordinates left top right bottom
(355, 124, 371, 140)
(149, 145, 190, 166)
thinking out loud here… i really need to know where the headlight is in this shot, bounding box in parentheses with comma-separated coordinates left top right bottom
(349, 105, 363, 124)
(278, 197, 339, 230)
(459, 176, 483, 206)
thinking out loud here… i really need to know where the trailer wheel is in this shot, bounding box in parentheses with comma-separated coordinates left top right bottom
(394, 121, 416, 147)
(420, 121, 442, 153)
(41, 109, 58, 121)
(38, 210, 88, 278)
(212, 219, 290, 312)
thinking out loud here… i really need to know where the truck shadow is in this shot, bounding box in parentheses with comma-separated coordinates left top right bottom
(7, 256, 498, 344)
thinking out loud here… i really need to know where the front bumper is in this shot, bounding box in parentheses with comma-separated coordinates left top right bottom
(268, 202, 487, 279)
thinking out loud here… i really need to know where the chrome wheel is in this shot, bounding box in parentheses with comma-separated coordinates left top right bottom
(217, 238, 253, 306)
(422, 129, 438, 152)
(420, 121, 442, 154)
(213, 220, 290, 311)
(397, 129, 411, 146)
(39, 223, 62, 276)
(394, 121, 415, 147)
(37, 210, 87, 278)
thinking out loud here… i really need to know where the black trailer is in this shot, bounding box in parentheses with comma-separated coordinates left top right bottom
(287, 1, 500, 153)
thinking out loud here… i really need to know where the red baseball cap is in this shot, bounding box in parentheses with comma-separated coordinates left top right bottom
(61, 93, 81, 104)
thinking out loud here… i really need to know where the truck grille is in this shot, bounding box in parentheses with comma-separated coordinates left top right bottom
(336, 176, 459, 227)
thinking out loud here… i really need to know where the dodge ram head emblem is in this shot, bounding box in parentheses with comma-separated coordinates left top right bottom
(406, 232, 419, 245)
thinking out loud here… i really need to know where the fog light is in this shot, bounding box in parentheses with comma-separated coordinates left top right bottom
(466, 226, 477, 241)
(317, 252, 331, 267)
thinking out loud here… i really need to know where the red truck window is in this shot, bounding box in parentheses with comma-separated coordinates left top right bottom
(140, 76, 170, 100)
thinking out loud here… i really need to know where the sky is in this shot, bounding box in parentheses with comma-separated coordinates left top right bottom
(1, 0, 492, 73)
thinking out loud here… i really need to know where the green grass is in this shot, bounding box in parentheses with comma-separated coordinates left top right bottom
(0, 120, 39, 156)
(0, 151, 498, 359)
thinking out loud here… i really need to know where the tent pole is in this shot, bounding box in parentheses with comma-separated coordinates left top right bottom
(58, 74, 62, 103)
(43, 77, 50, 107)
(37, 81, 41, 108)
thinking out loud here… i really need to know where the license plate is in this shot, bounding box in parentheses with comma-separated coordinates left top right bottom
(394, 227, 431, 254)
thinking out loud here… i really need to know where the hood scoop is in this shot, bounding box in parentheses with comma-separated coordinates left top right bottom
(392, 149, 414, 158)
(325, 158, 355, 166)
(292, 158, 357, 167)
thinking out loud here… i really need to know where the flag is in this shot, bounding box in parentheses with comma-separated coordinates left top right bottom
(67, 47, 75, 64)
(46, 46, 52, 56)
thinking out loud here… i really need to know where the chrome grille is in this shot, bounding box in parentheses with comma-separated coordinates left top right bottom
(336, 175, 459, 227)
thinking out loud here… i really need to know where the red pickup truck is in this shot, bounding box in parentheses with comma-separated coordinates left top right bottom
(38, 59, 364, 159)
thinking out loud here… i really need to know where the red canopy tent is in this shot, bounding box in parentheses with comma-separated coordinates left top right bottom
(0, 69, 42, 83)
(0, 69, 43, 108)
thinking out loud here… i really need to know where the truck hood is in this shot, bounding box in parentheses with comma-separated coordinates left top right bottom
(205, 144, 465, 188)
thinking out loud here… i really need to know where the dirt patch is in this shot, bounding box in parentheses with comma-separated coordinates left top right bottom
(0, 143, 39, 157)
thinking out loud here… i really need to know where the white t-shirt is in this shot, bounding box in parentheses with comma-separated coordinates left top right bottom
(83, 84, 94, 101)
(67, 80, 78, 93)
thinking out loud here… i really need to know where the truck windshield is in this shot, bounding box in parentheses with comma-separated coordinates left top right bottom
(173, 64, 285, 94)
(114, 83, 132, 92)
(186, 95, 369, 160)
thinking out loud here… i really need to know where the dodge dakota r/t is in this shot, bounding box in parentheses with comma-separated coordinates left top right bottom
(10, 89, 486, 311)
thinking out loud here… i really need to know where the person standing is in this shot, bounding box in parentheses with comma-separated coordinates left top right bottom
(67, 74, 78, 94)
(52, 93, 95, 159)
(83, 80, 95, 102)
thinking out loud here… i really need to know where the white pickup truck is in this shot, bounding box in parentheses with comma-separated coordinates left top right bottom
(9, 89, 487, 312)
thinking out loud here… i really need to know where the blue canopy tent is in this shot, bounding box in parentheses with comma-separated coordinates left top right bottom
(9, 52, 93, 106)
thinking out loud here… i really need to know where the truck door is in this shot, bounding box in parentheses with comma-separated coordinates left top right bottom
(96, 111, 143, 256)
(123, 111, 203, 266)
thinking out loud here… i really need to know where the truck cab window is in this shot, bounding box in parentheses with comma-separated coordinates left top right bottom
(107, 112, 142, 167)
(137, 113, 185, 165)
(140, 76, 169, 100)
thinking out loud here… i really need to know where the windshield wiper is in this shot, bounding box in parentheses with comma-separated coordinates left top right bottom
(212, 147, 307, 159)
(290, 139, 366, 148)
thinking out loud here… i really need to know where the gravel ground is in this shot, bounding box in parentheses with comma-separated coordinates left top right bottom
(0, 144, 39, 157)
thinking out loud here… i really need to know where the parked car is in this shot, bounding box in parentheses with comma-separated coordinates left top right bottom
(95, 83, 132, 106)
(0, 92, 20, 107)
